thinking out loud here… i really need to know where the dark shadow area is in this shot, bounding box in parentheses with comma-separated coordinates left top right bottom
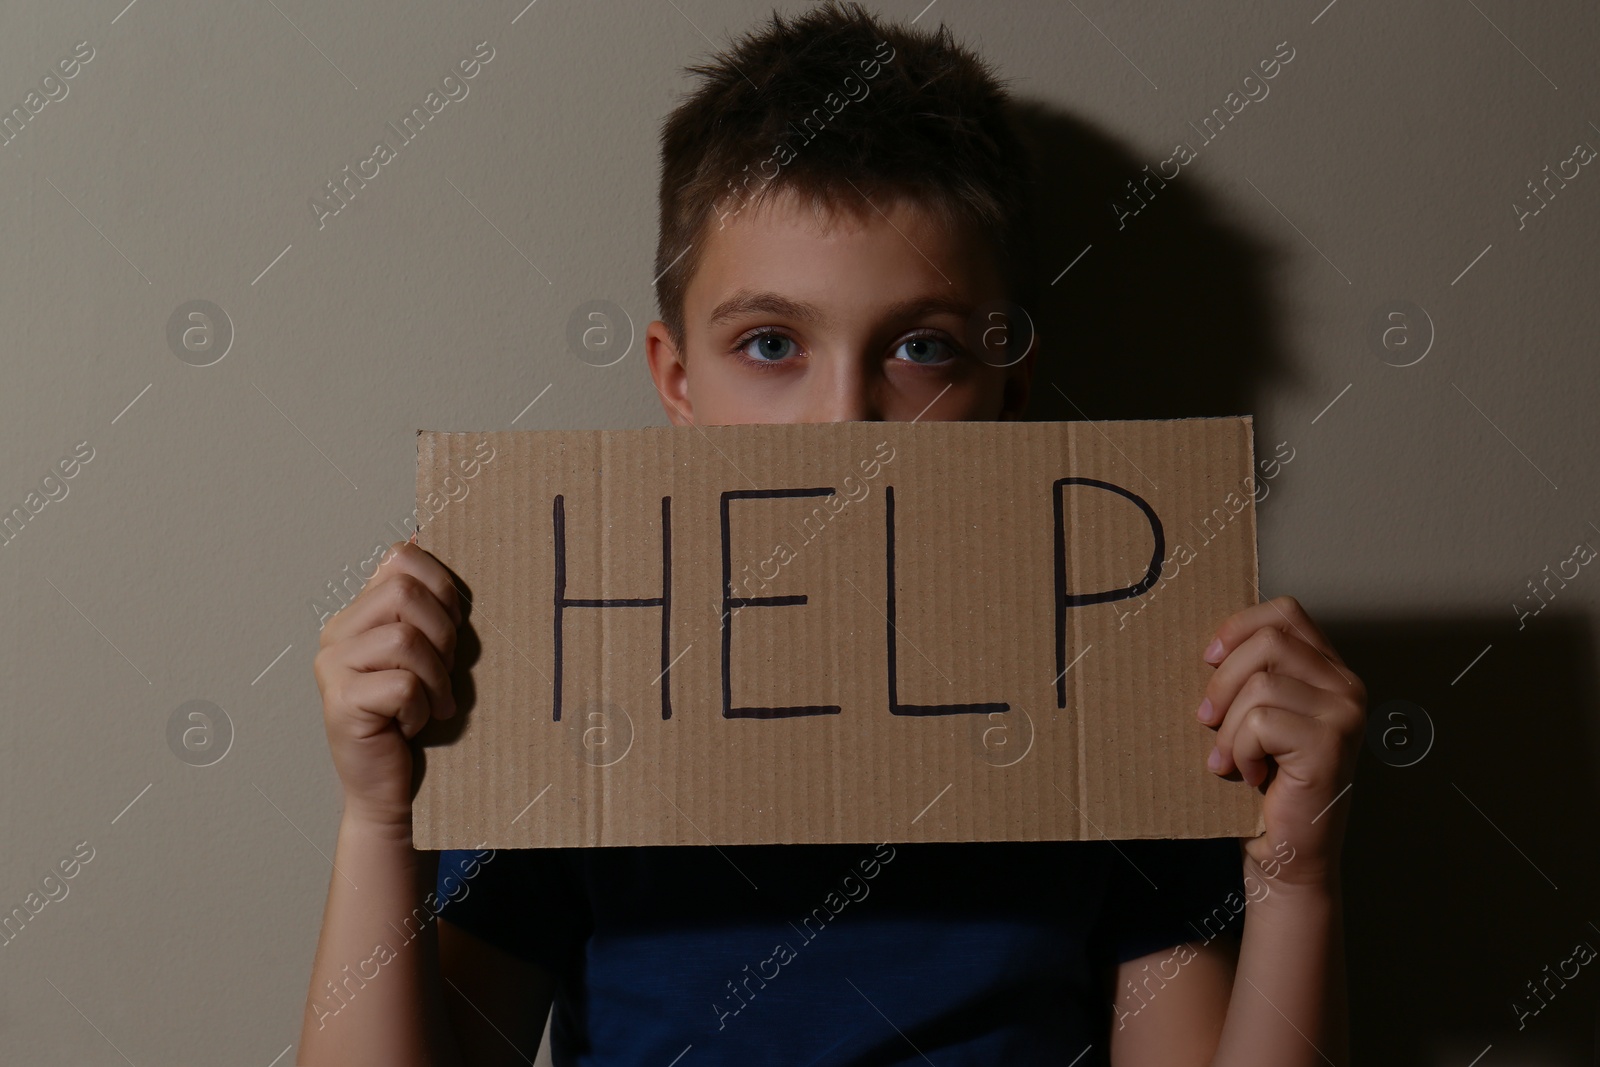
(1005, 100, 1300, 423)
(1004, 99, 1600, 1063)
(1324, 613, 1600, 1067)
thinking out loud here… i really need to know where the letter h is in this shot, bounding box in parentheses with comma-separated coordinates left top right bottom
(552, 494, 672, 721)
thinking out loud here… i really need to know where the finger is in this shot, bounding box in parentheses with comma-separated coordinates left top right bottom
(1208, 672, 1329, 782)
(1212, 703, 1323, 786)
(1202, 626, 1350, 724)
(324, 541, 463, 642)
(337, 621, 454, 719)
(321, 570, 458, 670)
(339, 669, 435, 739)
(1206, 595, 1344, 672)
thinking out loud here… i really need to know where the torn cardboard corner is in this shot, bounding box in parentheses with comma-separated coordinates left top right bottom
(412, 418, 1267, 850)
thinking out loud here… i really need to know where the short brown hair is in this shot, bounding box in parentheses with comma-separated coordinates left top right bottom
(653, 0, 1036, 353)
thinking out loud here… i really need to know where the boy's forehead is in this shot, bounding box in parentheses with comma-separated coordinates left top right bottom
(684, 191, 1003, 326)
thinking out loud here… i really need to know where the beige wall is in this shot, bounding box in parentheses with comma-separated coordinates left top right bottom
(2, 1, 1597, 1063)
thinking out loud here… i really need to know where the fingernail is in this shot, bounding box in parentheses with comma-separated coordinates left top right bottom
(1196, 697, 1213, 723)
(1203, 638, 1224, 663)
(1207, 746, 1223, 772)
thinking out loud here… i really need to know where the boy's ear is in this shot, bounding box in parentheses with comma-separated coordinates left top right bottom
(645, 320, 695, 426)
(999, 321, 1039, 421)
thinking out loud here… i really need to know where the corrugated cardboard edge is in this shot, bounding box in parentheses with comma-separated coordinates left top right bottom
(1242, 416, 1268, 838)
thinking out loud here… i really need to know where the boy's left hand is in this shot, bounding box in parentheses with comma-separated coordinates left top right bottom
(1197, 595, 1366, 891)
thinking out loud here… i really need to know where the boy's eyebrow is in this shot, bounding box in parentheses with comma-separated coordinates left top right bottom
(706, 288, 975, 328)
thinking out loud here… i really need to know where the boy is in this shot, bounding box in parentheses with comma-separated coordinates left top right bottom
(299, 4, 1364, 1064)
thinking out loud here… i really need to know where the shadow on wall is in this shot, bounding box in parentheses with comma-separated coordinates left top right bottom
(1324, 614, 1600, 1067)
(1007, 101, 1600, 1065)
(1005, 100, 1299, 422)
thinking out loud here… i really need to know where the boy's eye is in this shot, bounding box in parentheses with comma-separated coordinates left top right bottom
(892, 333, 956, 366)
(740, 331, 798, 363)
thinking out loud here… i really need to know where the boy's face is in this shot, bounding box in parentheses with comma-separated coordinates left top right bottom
(646, 189, 1036, 425)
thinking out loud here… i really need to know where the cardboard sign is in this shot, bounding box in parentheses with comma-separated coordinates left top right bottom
(412, 419, 1266, 849)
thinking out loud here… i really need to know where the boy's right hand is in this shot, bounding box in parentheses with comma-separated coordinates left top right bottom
(313, 540, 463, 830)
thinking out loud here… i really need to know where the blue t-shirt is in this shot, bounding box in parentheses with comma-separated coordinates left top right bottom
(434, 837, 1245, 1066)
